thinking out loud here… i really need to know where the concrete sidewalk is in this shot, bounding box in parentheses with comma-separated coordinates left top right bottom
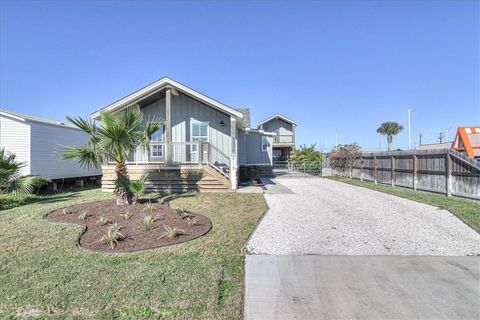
(245, 255, 480, 320)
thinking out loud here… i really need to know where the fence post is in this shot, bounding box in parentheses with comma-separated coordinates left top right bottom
(360, 154, 364, 181)
(391, 155, 395, 187)
(373, 155, 377, 184)
(446, 152, 452, 197)
(413, 153, 418, 190)
(303, 163, 306, 176)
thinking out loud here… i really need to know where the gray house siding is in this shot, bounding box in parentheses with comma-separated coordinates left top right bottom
(133, 92, 232, 162)
(238, 130, 272, 165)
(0, 115, 31, 176)
(29, 122, 101, 179)
(172, 93, 231, 154)
(261, 119, 293, 135)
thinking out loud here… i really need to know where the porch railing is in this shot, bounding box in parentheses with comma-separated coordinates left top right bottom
(125, 142, 231, 178)
(273, 134, 294, 144)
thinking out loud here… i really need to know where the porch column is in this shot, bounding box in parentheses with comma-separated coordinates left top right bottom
(165, 88, 172, 164)
(230, 117, 238, 190)
(165, 88, 172, 143)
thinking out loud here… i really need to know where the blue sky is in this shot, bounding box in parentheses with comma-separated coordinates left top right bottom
(1, 0, 479, 150)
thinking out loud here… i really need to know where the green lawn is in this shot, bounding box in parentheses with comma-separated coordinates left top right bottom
(327, 176, 480, 231)
(0, 185, 100, 211)
(0, 189, 267, 319)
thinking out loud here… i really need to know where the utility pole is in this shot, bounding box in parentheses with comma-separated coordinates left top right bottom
(408, 109, 415, 150)
(438, 132, 444, 143)
(418, 133, 422, 146)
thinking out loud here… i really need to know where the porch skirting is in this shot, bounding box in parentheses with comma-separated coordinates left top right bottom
(101, 164, 232, 193)
(239, 165, 273, 181)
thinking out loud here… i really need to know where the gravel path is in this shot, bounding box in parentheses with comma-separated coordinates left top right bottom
(245, 178, 480, 255)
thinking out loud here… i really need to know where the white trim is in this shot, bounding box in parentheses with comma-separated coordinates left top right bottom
(243, 128, 276, 136)
(150, 144, 164, 158)
(91, 77, 244, 120)
(261, 136, 269, 152)
(0, 108, 81, 131)
(257, 114, 298, 127)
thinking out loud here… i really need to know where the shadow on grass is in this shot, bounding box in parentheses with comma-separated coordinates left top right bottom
(0, 185, 100, 211)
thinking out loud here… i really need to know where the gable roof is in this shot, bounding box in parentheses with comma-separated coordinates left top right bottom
(452, 126, 480, 158)
(91, 77, 244, 122)
(0, 108, 79, 130)
(257, 114, 298, 128)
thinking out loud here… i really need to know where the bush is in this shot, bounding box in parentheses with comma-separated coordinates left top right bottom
(328, 143, 361, 178)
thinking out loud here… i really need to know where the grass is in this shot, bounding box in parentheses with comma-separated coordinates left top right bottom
(0, 185, 99, 211)
(328, 176, 480, 231)
(0, 189, 268, 319)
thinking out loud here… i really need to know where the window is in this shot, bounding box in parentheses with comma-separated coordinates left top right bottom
(150, 126, 164, 158)
(273, 149, 281, 157)
(262, 136, 270, 152)
(191, 121, 209, 142)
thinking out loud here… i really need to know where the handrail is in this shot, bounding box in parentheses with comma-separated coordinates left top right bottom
(208, 143, 230, 161)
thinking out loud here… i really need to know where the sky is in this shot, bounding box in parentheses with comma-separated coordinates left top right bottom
(0, 0, 479, 151)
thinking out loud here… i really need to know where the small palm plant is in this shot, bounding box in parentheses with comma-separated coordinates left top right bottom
(100, 223, 124, 250)
(0, 148, 49, 195)
(158, 225, 185, 239)
(140, 215, 156, 232)
(376, 122, 404, 151)
(130, 174, 148, 203)
(61, 106, 162, 205)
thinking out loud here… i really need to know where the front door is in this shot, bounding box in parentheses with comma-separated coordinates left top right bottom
(190, 120, 209, 163)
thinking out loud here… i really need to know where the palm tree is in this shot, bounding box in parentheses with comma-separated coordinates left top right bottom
(0, 148, 49, 195)
(62, 106, 162, 205)
(376, 121, 404, 151)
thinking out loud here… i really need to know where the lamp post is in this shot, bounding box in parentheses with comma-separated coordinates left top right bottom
(408, 109, 415, 150)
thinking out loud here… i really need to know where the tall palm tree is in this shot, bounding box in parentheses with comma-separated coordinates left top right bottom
(62, 106, 162, 204)
(376, 121, 404, 151)
(0, 148, 49, 195)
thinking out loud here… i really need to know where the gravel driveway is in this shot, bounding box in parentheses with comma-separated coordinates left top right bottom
(245, 178, 480, 255)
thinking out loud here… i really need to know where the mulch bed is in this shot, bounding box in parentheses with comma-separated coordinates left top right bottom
(45, 199, 211, 253)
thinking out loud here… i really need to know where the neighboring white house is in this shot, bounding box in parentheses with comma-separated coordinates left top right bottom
(0, 108, 101, 180)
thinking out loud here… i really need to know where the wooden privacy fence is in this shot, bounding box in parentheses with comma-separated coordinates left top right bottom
(330, 149, 480, 200)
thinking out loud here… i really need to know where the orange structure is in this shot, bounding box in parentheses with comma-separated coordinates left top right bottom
(451, 127, 480, 159)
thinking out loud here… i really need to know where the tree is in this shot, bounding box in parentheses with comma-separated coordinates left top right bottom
(328, 143, 361, 178)
(0, 148, 49, 195)
(289, 144, 323, 170)
(62, 106, 162, 205)
(288, 144, 323, 165)
(376, 122, 404, 151)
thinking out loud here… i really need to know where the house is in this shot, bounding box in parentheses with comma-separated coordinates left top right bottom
(418, 142, 452, 150)
(0, 108, 101, 183)
(451, 127, 480, 159)
(257, 114, 297, 162)
(92, 77, 283, 192)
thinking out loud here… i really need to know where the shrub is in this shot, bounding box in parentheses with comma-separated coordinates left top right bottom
(120, 211, 134, 220)
(159, 225, 185, 239)
(97, 215, 111, 226)
(175, 207, 190, 219)
(328, 143, 362, 178)
(140, 215, 156, 232)
(78, 211, 90, 221)
(186, 217, 198, 227)
(143, 202, 156, 214)
(100, 224, 124, 250)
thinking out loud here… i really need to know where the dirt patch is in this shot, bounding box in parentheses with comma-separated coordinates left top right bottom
(45, 199, 212, 252)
